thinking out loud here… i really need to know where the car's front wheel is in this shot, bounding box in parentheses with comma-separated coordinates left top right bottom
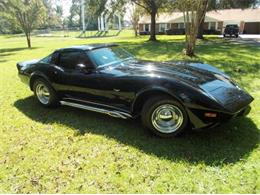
(141, 96, 189, 137)
(33, 78, 59, 107)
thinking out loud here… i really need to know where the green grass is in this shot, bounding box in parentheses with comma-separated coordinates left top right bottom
(0, 30, 259, 193)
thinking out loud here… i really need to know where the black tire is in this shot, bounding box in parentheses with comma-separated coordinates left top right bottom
(223, 34, 226, 37)
(33, 78, 59, 107)
(141, 95, 189, 138)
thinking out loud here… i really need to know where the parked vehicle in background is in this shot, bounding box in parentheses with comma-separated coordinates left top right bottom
(223, 24, 239, 38)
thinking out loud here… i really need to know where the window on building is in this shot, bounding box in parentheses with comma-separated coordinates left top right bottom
(178, 23, 185, 29)
(209, 22, 216, 30)
(159, 23, 167, 32)
(172, 23, 178, 29)
(144, 24, 150, 32)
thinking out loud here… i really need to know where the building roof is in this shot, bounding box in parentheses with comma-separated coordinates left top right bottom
(139, 8, 260, 24)
(207, 8, 260, 22)
(139, 12, 183, 24)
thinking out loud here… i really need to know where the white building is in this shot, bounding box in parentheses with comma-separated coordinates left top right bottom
(138, 8, 260, 35)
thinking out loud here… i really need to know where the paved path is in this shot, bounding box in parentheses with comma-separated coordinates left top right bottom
(218, 34, 260, 46)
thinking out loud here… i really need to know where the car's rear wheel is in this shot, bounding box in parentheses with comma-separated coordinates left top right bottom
(141, 95, 189, 137)
(33, 78, 59, 107)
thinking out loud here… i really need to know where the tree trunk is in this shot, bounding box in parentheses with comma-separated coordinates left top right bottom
(134, 27, 138, 37)
(26, 33, 31, 48)
(188, 37, 197, 56)
(183, 0, 208, 56)
(149, 10, 157, 41)
(197, 0, 208, 39)
(134, 23, 138, 36)
(186, 34, 196, 57)
(186, 44, 194, 56)
(197, 15, 205, 39)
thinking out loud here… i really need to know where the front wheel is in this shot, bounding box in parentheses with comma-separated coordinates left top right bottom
(33, 78, 59, 107)
(141, 96, 189, 137)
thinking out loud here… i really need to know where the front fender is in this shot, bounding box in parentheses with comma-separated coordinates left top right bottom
(131, 85, 185, 114)
(29, 71, 52, 90)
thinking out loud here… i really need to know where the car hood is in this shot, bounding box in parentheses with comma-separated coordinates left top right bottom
(18, 59, 39, 66)
(106, 59, 230, 88)
(17, 59, 39, 71)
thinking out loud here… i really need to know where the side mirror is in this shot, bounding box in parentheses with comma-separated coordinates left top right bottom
(76, 64, 92, 73)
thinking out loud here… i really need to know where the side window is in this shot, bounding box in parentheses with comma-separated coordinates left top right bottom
(59, 51, 80, 69)
(59, 51, 92, 69)
(78, 52, 92, 68)
(51, 52, 59, 65)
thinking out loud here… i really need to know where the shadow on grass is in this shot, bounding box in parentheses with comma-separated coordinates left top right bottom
(14, 96, 259, 166)
(0, 47, 40, 56)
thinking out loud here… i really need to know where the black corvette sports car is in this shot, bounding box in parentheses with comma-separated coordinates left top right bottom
(17, 44, 253, 137)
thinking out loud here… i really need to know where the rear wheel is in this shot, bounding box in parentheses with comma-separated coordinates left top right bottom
(33, 78, 59, 107)
(141, 96, 189, 137)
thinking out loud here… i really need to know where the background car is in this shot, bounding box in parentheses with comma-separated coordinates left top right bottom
(223, 24, 239, 38)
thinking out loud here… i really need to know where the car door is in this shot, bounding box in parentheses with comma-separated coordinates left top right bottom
(51, 50, 106, 103)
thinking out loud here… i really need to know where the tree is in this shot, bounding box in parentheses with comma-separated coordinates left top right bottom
(42, 0, 63, 29)
(67, 0, 116, 30)
(197, 0, 259, 39)
(0, 0, 46, 48)
(0, 1, 21, 34)
(197, 0, 209, 39)
(215, 0, 259, 9)
(0, 16, 22, 34)
(86, 0, 126, 30)
(131, 0, 167, 41)
(53, 5, 63, 29)
(175, 0, 208, 57)
(68, 0, 81, 28)
(129, 3, 144, 36)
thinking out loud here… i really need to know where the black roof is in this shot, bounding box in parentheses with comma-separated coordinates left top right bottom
(56, 43, 119, 52)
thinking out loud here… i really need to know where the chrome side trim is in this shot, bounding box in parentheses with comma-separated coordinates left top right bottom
(60, 101, 132, 119)
(63, 97, 122, 110)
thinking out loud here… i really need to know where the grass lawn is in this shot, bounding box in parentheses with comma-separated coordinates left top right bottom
(0, 30, 259, 193)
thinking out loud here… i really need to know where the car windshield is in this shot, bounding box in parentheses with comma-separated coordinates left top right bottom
(40, 54, 52, 63)
(226, 25, 238, 28)
(88, 46, 134, 67)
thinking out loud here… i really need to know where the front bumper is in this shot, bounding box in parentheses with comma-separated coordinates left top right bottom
(18, 73, 30, 85)
(236, 105, 251, 117)
(188, 105, 252, 129)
